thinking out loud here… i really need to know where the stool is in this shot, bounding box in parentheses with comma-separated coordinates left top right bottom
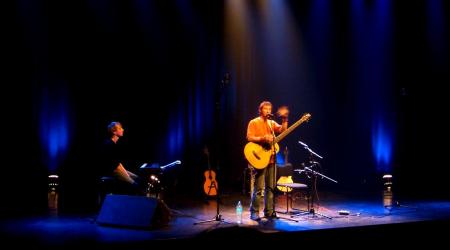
(97, 176, 117, 209)
(276, 182, 308, 214)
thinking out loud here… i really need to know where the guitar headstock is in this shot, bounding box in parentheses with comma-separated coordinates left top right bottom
(301, 113, 312, 122)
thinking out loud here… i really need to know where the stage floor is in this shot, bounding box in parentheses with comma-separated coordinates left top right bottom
(2, 191, 450, 245)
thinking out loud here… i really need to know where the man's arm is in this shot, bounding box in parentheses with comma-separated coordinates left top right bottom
(272, 119, 288, 134)
(127, 170, 139, 179)
(280, 119, 288, 132)
(277, 106, 289, 133)
(113, 163, 136, 184)
(247, 120, 273, 143)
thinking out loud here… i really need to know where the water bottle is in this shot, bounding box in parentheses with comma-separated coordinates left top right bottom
(236, 201, 243, 224)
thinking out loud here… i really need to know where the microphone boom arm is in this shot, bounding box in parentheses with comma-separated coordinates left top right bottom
(298, 140, 323, 159)
(305, 147, 323, 159)
(294, 167, 338, 183)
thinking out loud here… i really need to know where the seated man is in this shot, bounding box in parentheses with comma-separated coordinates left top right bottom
(100, 121, 143, 195)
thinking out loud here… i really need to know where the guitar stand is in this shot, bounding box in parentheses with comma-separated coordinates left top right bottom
(202, 181, 217, 205)
(207, 182, 217, 196)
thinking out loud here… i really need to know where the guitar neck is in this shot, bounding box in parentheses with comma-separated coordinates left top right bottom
(275, 115, 308, 143)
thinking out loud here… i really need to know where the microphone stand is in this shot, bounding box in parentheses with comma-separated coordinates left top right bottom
(194, 74, 231, 225)
(268, 118, 298, 222)
(194, 153, 230, 225)
(294, 141, 337, 219)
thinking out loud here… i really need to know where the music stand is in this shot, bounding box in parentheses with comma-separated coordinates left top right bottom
(293, 141, 337, 219)
(139, 160, 181, 198)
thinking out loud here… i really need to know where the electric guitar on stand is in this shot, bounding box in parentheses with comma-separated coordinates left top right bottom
(244, 113, 311, 169)
(203, 147, 218, 196)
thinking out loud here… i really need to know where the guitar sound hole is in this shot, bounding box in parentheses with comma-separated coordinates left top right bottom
(262, 143, 271, 150)
(252, 151, 260, 160)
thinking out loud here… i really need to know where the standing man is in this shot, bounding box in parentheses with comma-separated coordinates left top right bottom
(246, 101, 289, 221)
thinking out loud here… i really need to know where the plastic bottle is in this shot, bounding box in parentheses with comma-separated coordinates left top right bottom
(236, 201, 243, 224)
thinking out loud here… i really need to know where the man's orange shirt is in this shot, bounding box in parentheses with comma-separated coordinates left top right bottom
(247, 117, 282, 142)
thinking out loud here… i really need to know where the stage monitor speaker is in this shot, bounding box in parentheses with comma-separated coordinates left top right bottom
(97, 194, 170, 229)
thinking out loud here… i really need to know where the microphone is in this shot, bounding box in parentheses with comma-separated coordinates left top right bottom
(266, 113, 274, 120)
(298, 140, 308, 147)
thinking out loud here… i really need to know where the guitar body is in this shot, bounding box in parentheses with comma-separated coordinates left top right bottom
(244, 142, 280, 169)
(277, 176, 294, 192)
(203, 170, 218, 196)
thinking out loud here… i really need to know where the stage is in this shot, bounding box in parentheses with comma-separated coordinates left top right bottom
(2, 191, 450, 245)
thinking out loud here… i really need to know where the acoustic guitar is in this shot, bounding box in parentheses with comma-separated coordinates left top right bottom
(203, 147, 218, 196)
(244, 113, 311, 169)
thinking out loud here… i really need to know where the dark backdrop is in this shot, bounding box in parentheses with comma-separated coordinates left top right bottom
(3, 0, 449, 216)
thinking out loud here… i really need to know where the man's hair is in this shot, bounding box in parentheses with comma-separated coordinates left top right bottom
(107, 121, 122, 136)
(258, 101, 272, 114)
